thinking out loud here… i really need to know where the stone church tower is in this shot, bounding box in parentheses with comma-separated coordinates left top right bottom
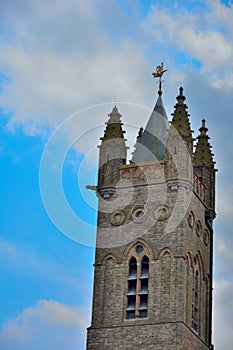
(86, 83, 216, 349)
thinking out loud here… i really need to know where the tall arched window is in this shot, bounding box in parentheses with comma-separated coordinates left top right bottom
(192, 269, 199, 333)
(139, 256, 149, 318)
(126, 255, 149, 319)
(126, 257, 137, 319)
(205, 276, 210, 342)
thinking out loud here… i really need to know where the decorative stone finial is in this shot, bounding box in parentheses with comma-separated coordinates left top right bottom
(176, 86, 186, 102)
(199, 118, 208, 135)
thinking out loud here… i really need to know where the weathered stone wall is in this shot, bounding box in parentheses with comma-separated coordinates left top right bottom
(87, 322, 210, 350)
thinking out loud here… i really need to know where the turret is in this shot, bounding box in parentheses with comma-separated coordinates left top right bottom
(170, 86, 194, 154)
(98, 106, 127, 198)
(166, 87, 193, 182)
(193, 119, 216, 211)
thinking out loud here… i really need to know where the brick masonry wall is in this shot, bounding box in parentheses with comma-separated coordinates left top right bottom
(87, 322, 210, 350)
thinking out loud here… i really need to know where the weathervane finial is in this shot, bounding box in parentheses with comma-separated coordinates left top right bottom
(152, 62, 167, 96)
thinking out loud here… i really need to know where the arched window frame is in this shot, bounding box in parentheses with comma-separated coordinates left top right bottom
(192, 269, 199, 332)
(126, 255, 149, 319)
(205, 274, 210, 342)
(192, 255, 202, 334)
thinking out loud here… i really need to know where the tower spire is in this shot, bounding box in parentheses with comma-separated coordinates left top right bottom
(130, 63, 168, 164)
(193, 119, 215, 168)
(131, 89, 168, 164)
(170, 86, 194, 153)
(193, 119, 216, 212)
(101, 106, 126, 142)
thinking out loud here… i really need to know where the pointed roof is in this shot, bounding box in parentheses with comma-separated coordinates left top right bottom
(101, 106, 126, 141)
(170, 87, 193, 141)
(194, 119, 215, 168)
(131, 94, 168, 164)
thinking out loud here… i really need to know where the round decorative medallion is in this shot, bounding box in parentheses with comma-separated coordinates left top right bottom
(110, 211, 125, 226)
(195, 220, 202, 237)
(203, 229, 210, 246)
(135, 245, 144, 254)
(188, 211, 195, 228)
(131, 206, 146, 222)
(154, 205, 170, 221)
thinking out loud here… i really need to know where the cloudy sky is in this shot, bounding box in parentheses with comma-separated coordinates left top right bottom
(1, 0, 233, 349)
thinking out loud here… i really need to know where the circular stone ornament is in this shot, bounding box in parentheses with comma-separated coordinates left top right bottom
(203, 229, 210, 246)
(154, 205, 170, 221)
(110, 211, 125, 226)
(195, 220, 202, 237)
(188, 211, 195, 228)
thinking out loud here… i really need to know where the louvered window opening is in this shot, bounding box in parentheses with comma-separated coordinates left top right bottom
(126, 256, 149, 319)
(192, 270, 199, 333)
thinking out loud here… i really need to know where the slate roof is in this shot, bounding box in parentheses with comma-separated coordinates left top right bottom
(131, 95, 168, 164)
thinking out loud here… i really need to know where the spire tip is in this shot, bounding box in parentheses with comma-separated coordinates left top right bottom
(152, 62, 167, 96)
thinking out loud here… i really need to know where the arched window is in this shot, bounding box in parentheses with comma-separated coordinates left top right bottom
(205, 276, 210, 342)
(126, 255, 149, 319)
(139, 256, 149, 318)
(103, 257, 115, 324)
(126, 257, 137, 319)
(129, 257, 137, 278)
(192, 269, 199, 333)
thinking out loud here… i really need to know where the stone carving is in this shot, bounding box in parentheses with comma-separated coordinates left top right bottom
(203, 229, 210, 246)
(195, 220, 202, 237)
(154, 205, 170, 221)
(188, 211, 195, 228)
(110, 211, 125, 226)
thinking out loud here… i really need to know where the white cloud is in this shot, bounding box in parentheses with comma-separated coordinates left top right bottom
(1, 0, 233, 138)
(213, 280, 233, 350)
(181, 28, 233, 69)
(216, 185, 233, 222)
(1, 0, 233, 153)
(207, 0, 233, 35)
(215, 233, 233, 281)
(146, 2, 233, 73)
(1, 34, 152, 137)
(0, 300, 89, 350)
(0, 0, 153, 136)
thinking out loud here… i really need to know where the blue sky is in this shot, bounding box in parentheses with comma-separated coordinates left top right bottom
(1, 0, 233, 349)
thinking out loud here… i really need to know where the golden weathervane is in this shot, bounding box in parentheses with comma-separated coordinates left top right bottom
(152, 62, 167, 95)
